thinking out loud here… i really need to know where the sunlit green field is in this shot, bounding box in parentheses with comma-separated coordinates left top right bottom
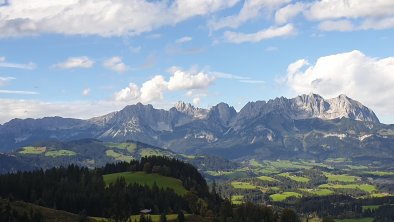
(257, 175, 278, 182)
(206, 159, 391, 204)
(103, 171, 187, 195)
(231, 181, 257, 189)
(45, 150, 76, 157)
(270, 192, 302, 202)
(231, 195, 244, 205)
(278, 172, 310, 183)
(319, 183, 377, 193)
(105, 149, 134, 162)
(299, 188, 334, 196)
(19, 146, 47, 154)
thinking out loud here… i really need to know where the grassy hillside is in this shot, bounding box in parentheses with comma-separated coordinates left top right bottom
(13, 140, 177, 170)
(0, 198, 98, 222)
(103, 171, 188, 195)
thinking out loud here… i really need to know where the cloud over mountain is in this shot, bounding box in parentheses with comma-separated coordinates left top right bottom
(115, 67, 215, 103)
(285, 50, 394, 120)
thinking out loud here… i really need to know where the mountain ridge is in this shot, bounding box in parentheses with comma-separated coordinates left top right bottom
(0, 94, 390, 161)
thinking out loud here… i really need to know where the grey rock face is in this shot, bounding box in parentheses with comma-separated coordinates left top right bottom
(0, 94, 386, 160)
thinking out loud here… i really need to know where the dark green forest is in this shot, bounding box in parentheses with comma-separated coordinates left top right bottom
(0, 156, 301, 222)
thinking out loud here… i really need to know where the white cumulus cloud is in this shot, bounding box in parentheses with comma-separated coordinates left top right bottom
(304, 0, 394, 31)
(103, 56, 128, 73)
(284, 50, 394, 122)
(167, 68, 215, 91)
(140, 75, 168, 103)
(275, 2, 306, 24)
(115, 83, 141, 102)
(306, 0, 394, 21)
(318, 20, 355, 31)
(115, 67, 215, 103)
(55, 56, 94, 69)
(0, 0, 238, 37)
(209, 0, 290, 30)
(224, 24, 295, 43)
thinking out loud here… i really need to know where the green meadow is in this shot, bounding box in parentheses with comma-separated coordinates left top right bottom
(270, 192, 302, 202)
(45, 150, 76, 157)
(231, 181, 257, 190)
(103, 171, 187, 196)
(19, 146, 46, 154)
(278, 172, 310, 183)
(324, 172, 359, 183)
(105, 149, 134, 162)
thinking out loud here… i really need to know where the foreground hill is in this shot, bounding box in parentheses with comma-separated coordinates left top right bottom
(0, 94, 392, 162)
(0, 197, 95, 222)
(0, 156, 298, 222)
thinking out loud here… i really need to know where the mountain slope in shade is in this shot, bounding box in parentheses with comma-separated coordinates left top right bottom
(0, 94, 390, 161)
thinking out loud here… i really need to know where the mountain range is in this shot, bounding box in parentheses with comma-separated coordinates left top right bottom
(1, 94, 393, 161)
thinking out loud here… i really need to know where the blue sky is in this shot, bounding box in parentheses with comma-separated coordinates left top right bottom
(1, 0, 394, 123)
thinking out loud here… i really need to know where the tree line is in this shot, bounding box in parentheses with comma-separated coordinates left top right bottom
(0, 156, 301, 221)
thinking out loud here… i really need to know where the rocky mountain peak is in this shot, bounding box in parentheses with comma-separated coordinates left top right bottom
(208, 102, 237, 125)
(174, 101, 208, 119)
(234, 94, 379, 123)
(326, 94, 379, 123)
(292, 93, 379, 123)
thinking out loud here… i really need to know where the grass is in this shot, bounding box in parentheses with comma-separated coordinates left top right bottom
(335, 218, 373, 222)
(105, 149, 134, 162)
(105, 142, 137, 153)
(257, 176, 278, 182)
(370, 193, 392, 198)
(19, 146, 46, 154)
(249, 159, 263, 168)
(299, 188, 334, 196)
(270, 192, 302, 202)
(278, 172, 310, 183)
(45, 150, 76, 157)
(270, 186, 281, 191)
(324, 173, 359, 183)
(231, 195, 244, 205)
(318, 183, 377, 193)
(140, 148, 171, 157)
(103, 171, 187, 196)
(0, 198, 88, 222)
(360, 171, 394, 176)
(231, 181, 257, 190)
(346, 165, 369, 170)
